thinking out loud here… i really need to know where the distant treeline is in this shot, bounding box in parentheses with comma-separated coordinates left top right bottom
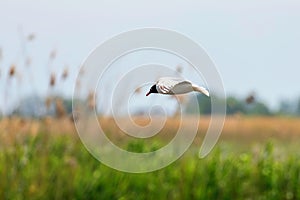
(8, 94, 300, 118)
(186, 94, 300, 116)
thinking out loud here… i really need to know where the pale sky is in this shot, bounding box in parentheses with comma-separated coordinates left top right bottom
(0, 0, 300, 110)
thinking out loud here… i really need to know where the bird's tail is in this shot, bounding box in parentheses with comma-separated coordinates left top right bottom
(192, 85, 210, 97)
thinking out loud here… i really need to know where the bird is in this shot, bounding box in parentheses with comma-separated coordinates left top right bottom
(146, 77, 209, 97)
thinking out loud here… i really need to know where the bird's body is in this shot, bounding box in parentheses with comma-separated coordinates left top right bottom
(146, 77, 209, 97)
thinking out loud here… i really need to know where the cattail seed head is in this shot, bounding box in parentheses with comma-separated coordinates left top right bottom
(61, 67, 68, 80)
(246, 94, 255, 104)
(50, 73, 56, 87)
(9, 64, 16, 77)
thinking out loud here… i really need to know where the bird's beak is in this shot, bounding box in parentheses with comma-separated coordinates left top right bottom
(146, 91, 151, 96)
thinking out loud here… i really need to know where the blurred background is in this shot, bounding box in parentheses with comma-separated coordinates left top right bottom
(1, 0, 300, 116)
(1, 0, 300, 199)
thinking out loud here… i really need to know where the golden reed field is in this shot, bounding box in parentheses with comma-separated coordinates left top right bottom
(1, 116, 299, 143)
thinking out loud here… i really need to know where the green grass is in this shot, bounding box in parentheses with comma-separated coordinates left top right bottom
(1, 132, 300, 200)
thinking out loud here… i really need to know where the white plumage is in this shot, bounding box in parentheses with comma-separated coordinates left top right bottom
(146, 77, 209, 97)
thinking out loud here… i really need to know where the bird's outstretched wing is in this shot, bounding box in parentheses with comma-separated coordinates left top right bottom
(156, 77, 192, 94)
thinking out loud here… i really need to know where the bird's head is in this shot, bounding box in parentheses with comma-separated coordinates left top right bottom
(146, 84, 158, 96)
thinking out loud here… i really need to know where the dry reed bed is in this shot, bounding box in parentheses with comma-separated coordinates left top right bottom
(0, 116, 300, 145)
